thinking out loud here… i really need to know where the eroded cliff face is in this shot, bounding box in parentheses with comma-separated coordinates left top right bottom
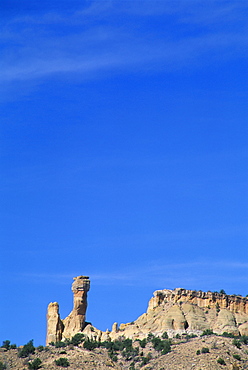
(147, 288, 248, 314)
(46, 276, 90, 345)
(106, 288, 248, 341)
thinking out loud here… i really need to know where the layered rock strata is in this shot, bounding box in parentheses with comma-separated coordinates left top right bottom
(104, 288, 248, 341)
(46, 276, 90, 345)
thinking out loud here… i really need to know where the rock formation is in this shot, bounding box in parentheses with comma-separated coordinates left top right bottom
(106, 288, 248, 341)
(46, 276, 90, 345)
(47, 279, 248, 345)
(46, 302, 64, 344)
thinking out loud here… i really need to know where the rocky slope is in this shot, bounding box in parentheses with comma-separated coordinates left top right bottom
(1, 334, 248, 370)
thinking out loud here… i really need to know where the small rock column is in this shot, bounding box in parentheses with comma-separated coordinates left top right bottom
(46, 302, 64, 345)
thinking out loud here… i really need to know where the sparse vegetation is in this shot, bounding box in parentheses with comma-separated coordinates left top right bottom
(233, 354, 241, 361)
(161, 331, 168, 339)
(18, 340, 35, 358)
(186, 333, 197, 339)
(1, 341, 10, 350)
(55, 358, 70, 367)
(55, 341, 67, 348)
(0, 362, 6, 370)
(151, 337, 171, 355)
(70, 333, 85, 346)
(147, 333, 155, 342)
(37, 345, 44, 352)
(222, 332, 235, 338)
(1, 330, 248, 369)
(28, 358, 42, 370)
(83, 339, 98, 351)
(138, 338, 147, 348)
(217, 357, 226, 365)
(240, 335, 248, 345)
(201, 329, 214, 337)
(232, 339, 241, 349)
(1, 340, 16, 350)
(140, 352, 152, 367)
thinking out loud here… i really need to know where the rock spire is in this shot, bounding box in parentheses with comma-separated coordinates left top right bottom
(46, 276, 90, 345)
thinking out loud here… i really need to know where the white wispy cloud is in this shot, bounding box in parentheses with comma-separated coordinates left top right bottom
(1, 31, 246, 84)
(1, 1, 247, 85)
(19, 259, 248, 288)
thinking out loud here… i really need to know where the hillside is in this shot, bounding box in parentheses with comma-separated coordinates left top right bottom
(1, 333, 248, 369)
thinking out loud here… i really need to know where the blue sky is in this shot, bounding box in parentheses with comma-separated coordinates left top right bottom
(0, 0, 247, 346)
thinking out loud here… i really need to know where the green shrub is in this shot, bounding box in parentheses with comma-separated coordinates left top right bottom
(232, 339, 241, 349)
(0, 362, 6, 370)
(240, 335, 248, 345)
(162, 331, 168, 339)
(1, 340, 16, 350)
(233, 354, 241, 361)
(219, 289, 226, 294)
(122, 346, 139, 361)
(147, 333, 155, 342)
(139, 339, 147, 348)
(108, 351, 118, 362)
(217, 357, 226, 365)
(70, 333, 85, 346)
(201, 347, 209, 354)
(140, 357, 149, 366)
(28, 358, 42, 370)
(151, 337, 171, 354)
(161, 341, 171, 355)
(36, 346, 44, 352)
(55, 358, 70, 367)
(18, 340, 35, 358)
(196, 350, 200, 355)
(186, 334, 197, 339)
(201, 329, 214, 337)
(222, 332, 235, 338)
(83, 340, 98, 351)
(55, 341, 67, 348)
(129, 362, 135, 370)
(1, 340, 10, 350)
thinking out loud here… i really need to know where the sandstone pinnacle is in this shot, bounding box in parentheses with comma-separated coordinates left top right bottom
(46, 276, 90, 345)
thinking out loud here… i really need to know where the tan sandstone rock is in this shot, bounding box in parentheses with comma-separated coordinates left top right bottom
(46, 280, 248, 344)
(108, 288, 248, 340)
(62, 276, 90, 339)
(46, 302, 64, 344)
(46, 276, 90, 345)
